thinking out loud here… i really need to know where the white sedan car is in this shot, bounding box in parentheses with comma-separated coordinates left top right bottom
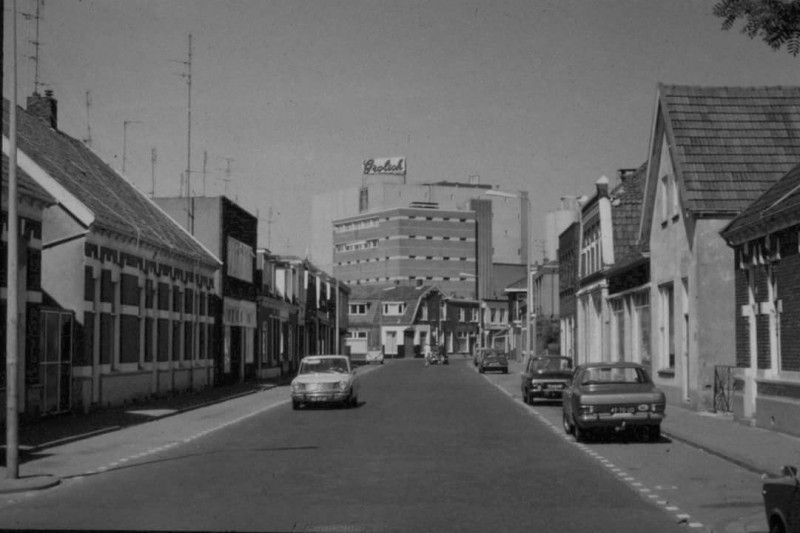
(291, 355, 360, 410)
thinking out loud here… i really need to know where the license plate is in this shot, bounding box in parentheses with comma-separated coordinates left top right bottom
(546, 384, 563, 389)
(311, 396, 329, 402)
(610, 406, 635, 414)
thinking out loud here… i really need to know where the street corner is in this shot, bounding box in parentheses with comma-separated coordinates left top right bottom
(0, 474, 61, 495)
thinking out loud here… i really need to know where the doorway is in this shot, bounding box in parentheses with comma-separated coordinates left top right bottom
(40, 310, 73, 414)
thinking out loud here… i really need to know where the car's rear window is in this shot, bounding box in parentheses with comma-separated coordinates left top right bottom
(531, 357, 572, 371)
(580, 366, 646, 385)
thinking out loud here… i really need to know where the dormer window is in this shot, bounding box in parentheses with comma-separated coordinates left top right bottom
(383, 302, 407, 316)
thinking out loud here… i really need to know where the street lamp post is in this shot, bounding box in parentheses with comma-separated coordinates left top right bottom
(486, 189, 532, 361)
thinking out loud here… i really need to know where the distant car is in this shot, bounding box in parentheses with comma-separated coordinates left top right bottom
(291, 355, 360, 410)
(478, 349, 508, 374)
(521, 356, 573, 404)
(562, 362, 665, 442)
(763, 464, 800, 533)
(365, 350, 384, 365)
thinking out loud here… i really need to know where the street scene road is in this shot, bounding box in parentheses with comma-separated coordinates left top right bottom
(0, 359, 770, 532)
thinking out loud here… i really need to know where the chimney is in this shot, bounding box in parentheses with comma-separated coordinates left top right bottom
(596, 175, 609, 198)
(617, 168, 637, 185)
(26, 90, 58, 130)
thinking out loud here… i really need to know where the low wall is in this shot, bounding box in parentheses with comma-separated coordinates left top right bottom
(99, 370, 152, 408)
(755, 379, 800, 438)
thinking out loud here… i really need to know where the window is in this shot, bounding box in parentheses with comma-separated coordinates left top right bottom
(349, 303, 367, 315)
(227, 237, 254, 282)
(383, 302, 407, 316)
(420, 305, 429, 321)
(471, 308, 479, 322)
(659, 283, 675, 369)
(459, 308, 466, 322)
(660, 175, 679, 223)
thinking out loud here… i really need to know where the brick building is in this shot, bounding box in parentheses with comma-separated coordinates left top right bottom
(721, 162, 800, 437)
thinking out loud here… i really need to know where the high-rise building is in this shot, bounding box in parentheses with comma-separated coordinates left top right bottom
(311, 158, 529, 300)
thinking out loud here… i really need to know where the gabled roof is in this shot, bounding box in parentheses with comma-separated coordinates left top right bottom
(611, 163, 647, 263)
(2, 154, 54, 206)
(653, 84, 800, 216)
(721, 161, 800, 244)
(3, 99, 219, 266)
(348, 284, 444, 327)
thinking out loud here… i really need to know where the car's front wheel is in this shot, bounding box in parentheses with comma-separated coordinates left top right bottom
(647, 424, 661, 443)
(349, 392, 358, 408)
(292, 400, 300, 410)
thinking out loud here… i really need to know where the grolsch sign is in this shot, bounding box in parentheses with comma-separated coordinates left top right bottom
(363, 157, 406, 176)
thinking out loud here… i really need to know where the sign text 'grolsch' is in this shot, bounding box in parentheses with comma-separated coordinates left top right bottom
(362, 157, 406, 176)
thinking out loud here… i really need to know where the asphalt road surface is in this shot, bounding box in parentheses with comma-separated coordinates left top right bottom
(0, 360, 691, 532)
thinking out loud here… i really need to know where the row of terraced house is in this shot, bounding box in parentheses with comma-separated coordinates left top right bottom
(554, 83, 800, 438)
(1, 92, 349, 422)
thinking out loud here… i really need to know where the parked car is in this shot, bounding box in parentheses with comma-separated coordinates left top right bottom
(478, 349, 508, 374)
(521, 356, 573, 404)
(763, 464, 800, 533)
(365, 349, 384, 365)
(291, 355, 360, 410)
(562, 362, 665, 442)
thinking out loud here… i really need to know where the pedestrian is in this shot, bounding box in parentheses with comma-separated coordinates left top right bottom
(423, 343, 431, 366)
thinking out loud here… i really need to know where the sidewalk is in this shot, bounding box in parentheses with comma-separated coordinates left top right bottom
(0, 375, 291, 494)
(506, 359, 800, 477)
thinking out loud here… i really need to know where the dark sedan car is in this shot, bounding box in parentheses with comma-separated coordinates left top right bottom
(562, 362, 665, 442)
(478, 349, 508, 374)
(763, 464, 800, 533)
(521, 356, 573, 405)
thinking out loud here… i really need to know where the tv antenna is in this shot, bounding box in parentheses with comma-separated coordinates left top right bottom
(83, 90, 93, 147)
(218, 157, 235, 196)
(150, 148, 157, 197)
(23, 0, 45, 95)
(122, 119, 142, 174)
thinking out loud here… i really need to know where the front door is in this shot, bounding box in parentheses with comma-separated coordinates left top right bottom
(40, 310, 73, 414)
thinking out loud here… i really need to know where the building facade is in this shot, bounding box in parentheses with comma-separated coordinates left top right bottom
(640, 84, 800, 411)
(5, 93, 221, 416)
(721, 163, 800, 437)
(155, 196, 257, 385)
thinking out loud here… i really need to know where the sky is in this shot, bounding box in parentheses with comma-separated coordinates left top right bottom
(3, 0, 799, 258)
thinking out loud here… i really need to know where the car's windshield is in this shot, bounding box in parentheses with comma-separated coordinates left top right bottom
(531, 357, 572, 371)
(580, 366, 646, 385)
(299, 358, 349, 375)
(485, 351, 506, 359)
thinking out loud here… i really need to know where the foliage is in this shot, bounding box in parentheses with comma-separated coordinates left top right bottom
(713, 0, 800, 56)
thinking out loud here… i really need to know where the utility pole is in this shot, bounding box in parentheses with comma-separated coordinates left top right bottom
(122, 119, 142, 174)
(7, 0, 20, 480)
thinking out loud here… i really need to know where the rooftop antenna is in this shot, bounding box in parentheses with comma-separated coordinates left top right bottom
(24, 0, 45, 95)
(202, 150, 208, 196)
(171, 33, 194, 231)
(150, 147, 157, 197)
(83, 90, 93, 147)
(265, 205, 279, 249)
(184, 33, 194, 233)
(122, 119, 142, 174)
(220, 157, 235, 196)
